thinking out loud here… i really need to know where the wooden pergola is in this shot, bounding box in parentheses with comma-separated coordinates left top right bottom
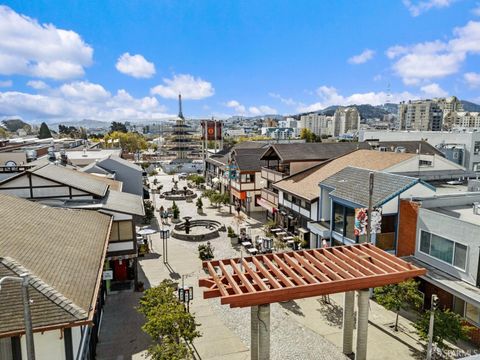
(199, 243, 425, 307)
(199, 243, 426, 360)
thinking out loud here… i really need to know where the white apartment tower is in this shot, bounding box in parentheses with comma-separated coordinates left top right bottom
(333, 107, 360, 137)
(299, 113, 333, 136)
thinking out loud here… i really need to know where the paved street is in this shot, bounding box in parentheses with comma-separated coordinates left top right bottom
(96, 172, 467, 360)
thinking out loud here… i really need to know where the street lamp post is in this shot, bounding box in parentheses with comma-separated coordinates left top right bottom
(0, 274, 35, 360)
(159, 229, 170, 264)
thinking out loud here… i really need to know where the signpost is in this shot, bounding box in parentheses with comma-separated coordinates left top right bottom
(160, 229, 170, 264)
(178, 286, 194, 312)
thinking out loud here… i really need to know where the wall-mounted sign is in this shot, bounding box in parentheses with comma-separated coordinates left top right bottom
(102, 270, 113, 280)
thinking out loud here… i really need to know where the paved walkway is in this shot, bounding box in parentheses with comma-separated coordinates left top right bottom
(96, 172, 473, 360)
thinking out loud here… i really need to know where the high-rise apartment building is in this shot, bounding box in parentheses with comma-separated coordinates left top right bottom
(397, 100, 443, 131)
(299, 113, 333, 136)
(397, 97, 463, 131)
(444, 111, 480, 129)
(333, 107, 360, 136)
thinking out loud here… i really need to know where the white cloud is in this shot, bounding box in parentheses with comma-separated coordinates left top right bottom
(0, 80, 12, 87)
(403, 0, 455, 17)
(388, 20, 480, 84)
(297, 85, 417, 112)
(464, 72, 480, 87)
(27, 80, 48, 90)
(0, 82, 171, 122)
(115, 52, 156, 78)
(248, 106, 277, 116)
(225, 100, 276, 116)
(225, 100, 246, 114)
(0, 6, 93, 79)
(150, 74, 214, 100)
(420, 83, 448, 97)
(268, 92, 297, 106)
(60, 81, 110, 101)
(348, 49, 375, 64)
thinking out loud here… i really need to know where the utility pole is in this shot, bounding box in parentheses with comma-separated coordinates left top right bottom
(0, 274, 36, 360)
(366, 172, 374, 243)
(427, 294, 438, 360)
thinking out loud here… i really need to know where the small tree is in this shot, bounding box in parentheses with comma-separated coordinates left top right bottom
(38, 122, 52, 139)
(374, 279, 423, 331)
(143, 200, 155, 224)
(172, 201, 180, 219)
(227, 226, 236, 238)
(415, 308, 473, 351)
(138, 280, 201, 360)
(196, 197, 203, 210)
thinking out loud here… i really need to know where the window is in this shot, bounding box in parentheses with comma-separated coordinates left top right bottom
(241, 173, 254, 183)
(0, 338, 12, 360)
(466, 303, 480, 325)
(419, 159, 433, 167)
(453, 297, 465, 316)
(333, 202, 344, 234)
(473, 162, 480, 172)
(344, 207, 355, 241)
(419, 230, 467, 270)
(474, 141, 480, 155)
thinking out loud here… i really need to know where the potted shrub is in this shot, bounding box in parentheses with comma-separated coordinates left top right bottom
(198, 242, 214, 261)
(196, 197, 203, 214)
(227, 226, 238, 244)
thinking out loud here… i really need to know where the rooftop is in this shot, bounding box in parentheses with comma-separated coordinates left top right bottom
(321, 166, 425, 208)
(260, 142, 371, 162)
(429, 205, 480, 226)
(273, 150, 416, 201)
(0, 194, 111, 335)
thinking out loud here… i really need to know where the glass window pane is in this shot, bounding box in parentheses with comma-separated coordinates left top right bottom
(344, 207, 355, 241)
(466, 303, 480, 325)
(0, 338, 12, 360)
(430, 234, 453, 264)
(454, 243, 467, 270)
(110, 222, 119, 241)
(453, 297, 465, 316)
(333, 203, 344, 234)
(420, 231, 430, 254)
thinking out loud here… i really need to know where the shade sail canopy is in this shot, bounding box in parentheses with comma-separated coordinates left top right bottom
(199, 243, 426, 308)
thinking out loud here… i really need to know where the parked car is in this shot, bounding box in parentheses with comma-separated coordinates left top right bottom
(178, 172, 188, 180)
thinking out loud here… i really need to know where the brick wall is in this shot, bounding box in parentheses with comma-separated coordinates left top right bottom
(397, 200, 420, 257)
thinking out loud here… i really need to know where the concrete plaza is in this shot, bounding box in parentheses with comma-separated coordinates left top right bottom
(96, 172, 472, 360)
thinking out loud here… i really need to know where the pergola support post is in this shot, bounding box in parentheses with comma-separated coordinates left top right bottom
(342, 291, 355, 356)
(258, 303, 270, 360)
(251, 305, 259, 360)
(356, 289, 370, 360)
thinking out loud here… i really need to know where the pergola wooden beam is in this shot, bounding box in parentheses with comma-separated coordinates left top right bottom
(199, 244, 426, 308)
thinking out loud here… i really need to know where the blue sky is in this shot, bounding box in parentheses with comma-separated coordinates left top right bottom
(0, 0, 479, 122)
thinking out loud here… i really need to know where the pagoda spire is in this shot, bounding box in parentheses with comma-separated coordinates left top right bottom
(178, 93, 184, 119)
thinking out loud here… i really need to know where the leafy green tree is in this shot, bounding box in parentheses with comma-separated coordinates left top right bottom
(110, 121, 127, 133)
(415, 309, 473, 351)
(172, 201, 180, 219)
(374, 279, 423, 331)
(38, 122, 52, 139)
(0, 127, 8, 139)
(143, 200, 155, 224)
(138, 280, 201, 360)
(299, 128, 320, 143)
(104, 131, 148, 153)
(196, 197, 203, 210)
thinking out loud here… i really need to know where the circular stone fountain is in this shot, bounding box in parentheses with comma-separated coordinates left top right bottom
(161, 189, 197, 201)
(171, 219, 225, 241)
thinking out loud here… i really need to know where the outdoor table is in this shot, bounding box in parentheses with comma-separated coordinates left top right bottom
(270, 228, 282, 233)
(286, 240, 295, 244)
(246, 248, 258, 254)
(242, 241, 252, 247)
(276, 231, 288, 238)
(283, 236, 294, 241)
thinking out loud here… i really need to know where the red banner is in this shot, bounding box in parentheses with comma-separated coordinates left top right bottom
(201, 120, 222, 140)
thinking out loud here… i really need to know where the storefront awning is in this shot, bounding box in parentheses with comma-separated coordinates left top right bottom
(403, 256, 480, 309)
(308, 221, 330, 238)
(257, 197, 277, 213)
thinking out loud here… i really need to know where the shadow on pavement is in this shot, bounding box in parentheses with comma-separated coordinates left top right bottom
(280, 300, 305, 316)
(368, 320, 423, 358)
(96, 292, 151, 360)
(316, 300, 346, 328)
